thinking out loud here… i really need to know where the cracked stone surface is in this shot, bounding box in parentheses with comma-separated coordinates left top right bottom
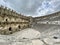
(0, 24, 59, 45)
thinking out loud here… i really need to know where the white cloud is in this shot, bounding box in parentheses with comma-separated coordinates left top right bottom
(36, 0, 60, 17)
(0, 0, 60, 17)
(0, 0, 14, 10)
(0, 0, 5, 6)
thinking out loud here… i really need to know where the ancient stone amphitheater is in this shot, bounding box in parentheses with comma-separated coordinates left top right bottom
(0, 5, 60, 45)
(0, 5, 31, 35)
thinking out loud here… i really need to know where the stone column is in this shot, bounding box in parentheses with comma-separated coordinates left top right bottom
(29, 16, 33, 28)
(0, 5, 4, 15)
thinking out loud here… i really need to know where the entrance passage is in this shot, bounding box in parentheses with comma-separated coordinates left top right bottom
(6, 19, 8, 21)
(18, 25, 21, 29)
(9, 27, 12, 31)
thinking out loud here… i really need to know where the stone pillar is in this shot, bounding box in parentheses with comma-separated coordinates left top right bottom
(11, 10, 13, 15)
(4, 7, 7, 15)
(0, 5, 4, 15)
(29, 16, 33, 28)
(8, 8, 11, 15)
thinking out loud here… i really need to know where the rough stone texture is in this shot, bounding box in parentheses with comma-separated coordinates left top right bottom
(0, 5, 30, 35)
(32, 40, 44, 45)
(33, 11, 60, 25)
(0, 5, 60, 45)
(0, 28, 42, 45)
(16, 28, 41, 39)
(0, 27, 60, 45)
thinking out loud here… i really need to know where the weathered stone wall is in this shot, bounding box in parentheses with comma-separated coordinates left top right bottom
(0, 5, 30, 35)
(33, 11, 60, 25)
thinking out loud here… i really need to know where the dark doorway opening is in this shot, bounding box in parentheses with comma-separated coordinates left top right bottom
(9, 27, 12, 31)
(53, 36, 58, 39)
(18, 25, 21, 29)
(6, 19, 8, 22)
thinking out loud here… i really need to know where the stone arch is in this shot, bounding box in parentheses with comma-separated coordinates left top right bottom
(18, 25, 21, 29)
(6, 19, 8, 21)
(9, 27, 12, 31)
(4, 17, 10, 22)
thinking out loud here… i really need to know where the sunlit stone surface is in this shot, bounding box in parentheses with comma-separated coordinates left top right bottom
(15, 28, 41, 39)
(32, 40, 44, 45)
(0, 26, 60, 45)
(0, 6, 59, 45)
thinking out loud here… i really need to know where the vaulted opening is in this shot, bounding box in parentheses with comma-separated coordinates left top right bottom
(18, 25, 21, 29)
(6, 19, 8, 22)
(9, 27, 12, 31)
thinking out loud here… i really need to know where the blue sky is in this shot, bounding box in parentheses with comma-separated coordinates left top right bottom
(0, 0, 60, 17)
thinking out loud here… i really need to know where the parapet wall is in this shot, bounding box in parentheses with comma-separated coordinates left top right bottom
(0, 5, 59, 35)
(33, 11, 60, 25)
(0, 5, 31, 35)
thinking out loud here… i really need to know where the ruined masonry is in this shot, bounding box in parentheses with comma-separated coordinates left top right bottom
(0, 5, 32, 35)
(0, 5, 60, 35)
